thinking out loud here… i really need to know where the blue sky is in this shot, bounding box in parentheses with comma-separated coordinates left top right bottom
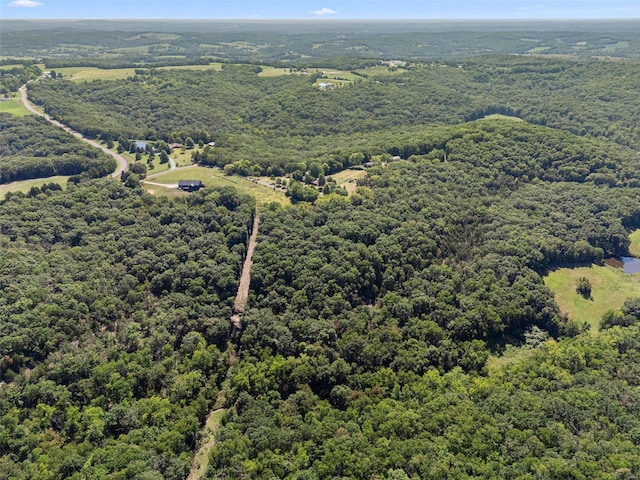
(3, 0, 640, 19)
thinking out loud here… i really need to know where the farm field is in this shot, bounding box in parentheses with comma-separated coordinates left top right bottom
(55, 63, 224, 81)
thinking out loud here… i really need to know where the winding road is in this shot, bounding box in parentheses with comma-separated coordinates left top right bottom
(19, 85, 128, 178)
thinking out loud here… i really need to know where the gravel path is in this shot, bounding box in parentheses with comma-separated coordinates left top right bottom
(19, 85, 128, 178)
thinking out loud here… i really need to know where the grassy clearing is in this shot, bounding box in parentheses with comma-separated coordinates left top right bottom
(320, 70, 360, 82)
(0, 95, 31, 116)
(481, 114, 524, 122)
(258, 67, 296, 77)
(629, 229, 640, 257)
(56, 67, 137, 81)
(144, 167, 289, 206)
(0, 176, 68, 199)
(486, 345, 537, 375)
(544, 264, 640, 332)
(158, 63, 223, 72)
(56, 64, 221, 82)
(120, 144, 197, 170)
(545, 228, 640, 331)
(330, 169, 367, 194)
(355, 66, 406, 76)
(170, 148, 196, 167)
(144, 157, 171, 174)
(187, 409, 226, 480)
(142, 184, 188, 199)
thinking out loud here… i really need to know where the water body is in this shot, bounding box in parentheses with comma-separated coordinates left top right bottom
(605, 256, 640, 274)
(621, 257, 640, 274)
(135, 141, 148, 149)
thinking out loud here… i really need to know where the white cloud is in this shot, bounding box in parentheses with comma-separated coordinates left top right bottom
(311, 7, 337, 16)
(8, 0, 43, 7)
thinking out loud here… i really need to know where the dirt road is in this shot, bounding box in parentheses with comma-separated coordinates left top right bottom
(19, 85, 128, 178)
(233, 214, 260, 316)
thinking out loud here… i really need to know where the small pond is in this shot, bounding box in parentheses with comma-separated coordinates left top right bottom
(604, 256, 640, 274)
(135, 141, 148, 149)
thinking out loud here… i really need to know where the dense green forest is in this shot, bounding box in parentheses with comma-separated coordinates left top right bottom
(203, 116, 640, 475)
(212, 325, 640, 478)
(0, 181, 255, 478)
(3, 22, 640, 480)
(25, 56, 640, 180)
(0, 113, 116, 184)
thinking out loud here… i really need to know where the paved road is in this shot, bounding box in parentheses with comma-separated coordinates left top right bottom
(19, 85, 128, 178)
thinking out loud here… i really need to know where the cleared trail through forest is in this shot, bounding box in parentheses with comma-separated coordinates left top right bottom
(188, 213, 260, 480)
(231, 214, 260, 329)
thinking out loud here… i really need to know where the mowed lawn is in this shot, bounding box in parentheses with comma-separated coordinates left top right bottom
(545, 261, 640, 332)
(0, 176, 69, 199)
(143, 167, 289, 206)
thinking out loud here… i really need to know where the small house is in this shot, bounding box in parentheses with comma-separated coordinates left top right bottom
(178, 180, 203, 192)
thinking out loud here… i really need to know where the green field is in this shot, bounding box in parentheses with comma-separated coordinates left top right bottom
(55, 67, 138, 81)
(330, 168, 367, 194)
(257, 66, 296, 77)
(143, 167, 289, 206)
(0, 176, 68, 199)
(629, 229, 640, 257)
(545, 262, 640, 332)
(481, 114, 524, 122)
(0, 95, 31, 116)
(55, 63, 222, 82)
(355, 66, 407, 76)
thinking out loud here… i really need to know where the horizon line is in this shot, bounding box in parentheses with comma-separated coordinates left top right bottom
(4, 17, 640, 21)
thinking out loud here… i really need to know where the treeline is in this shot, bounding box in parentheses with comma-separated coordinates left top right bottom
(0, 113, 116, 183)
(0, 180, 255, 478)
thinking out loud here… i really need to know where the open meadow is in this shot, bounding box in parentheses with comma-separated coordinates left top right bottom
(0, 175, 68, 199)
(0, 95, 30, 116)
(545, 241, 640, 332)
(143, 166, 289, 206)
(55, 63, 224, 81)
